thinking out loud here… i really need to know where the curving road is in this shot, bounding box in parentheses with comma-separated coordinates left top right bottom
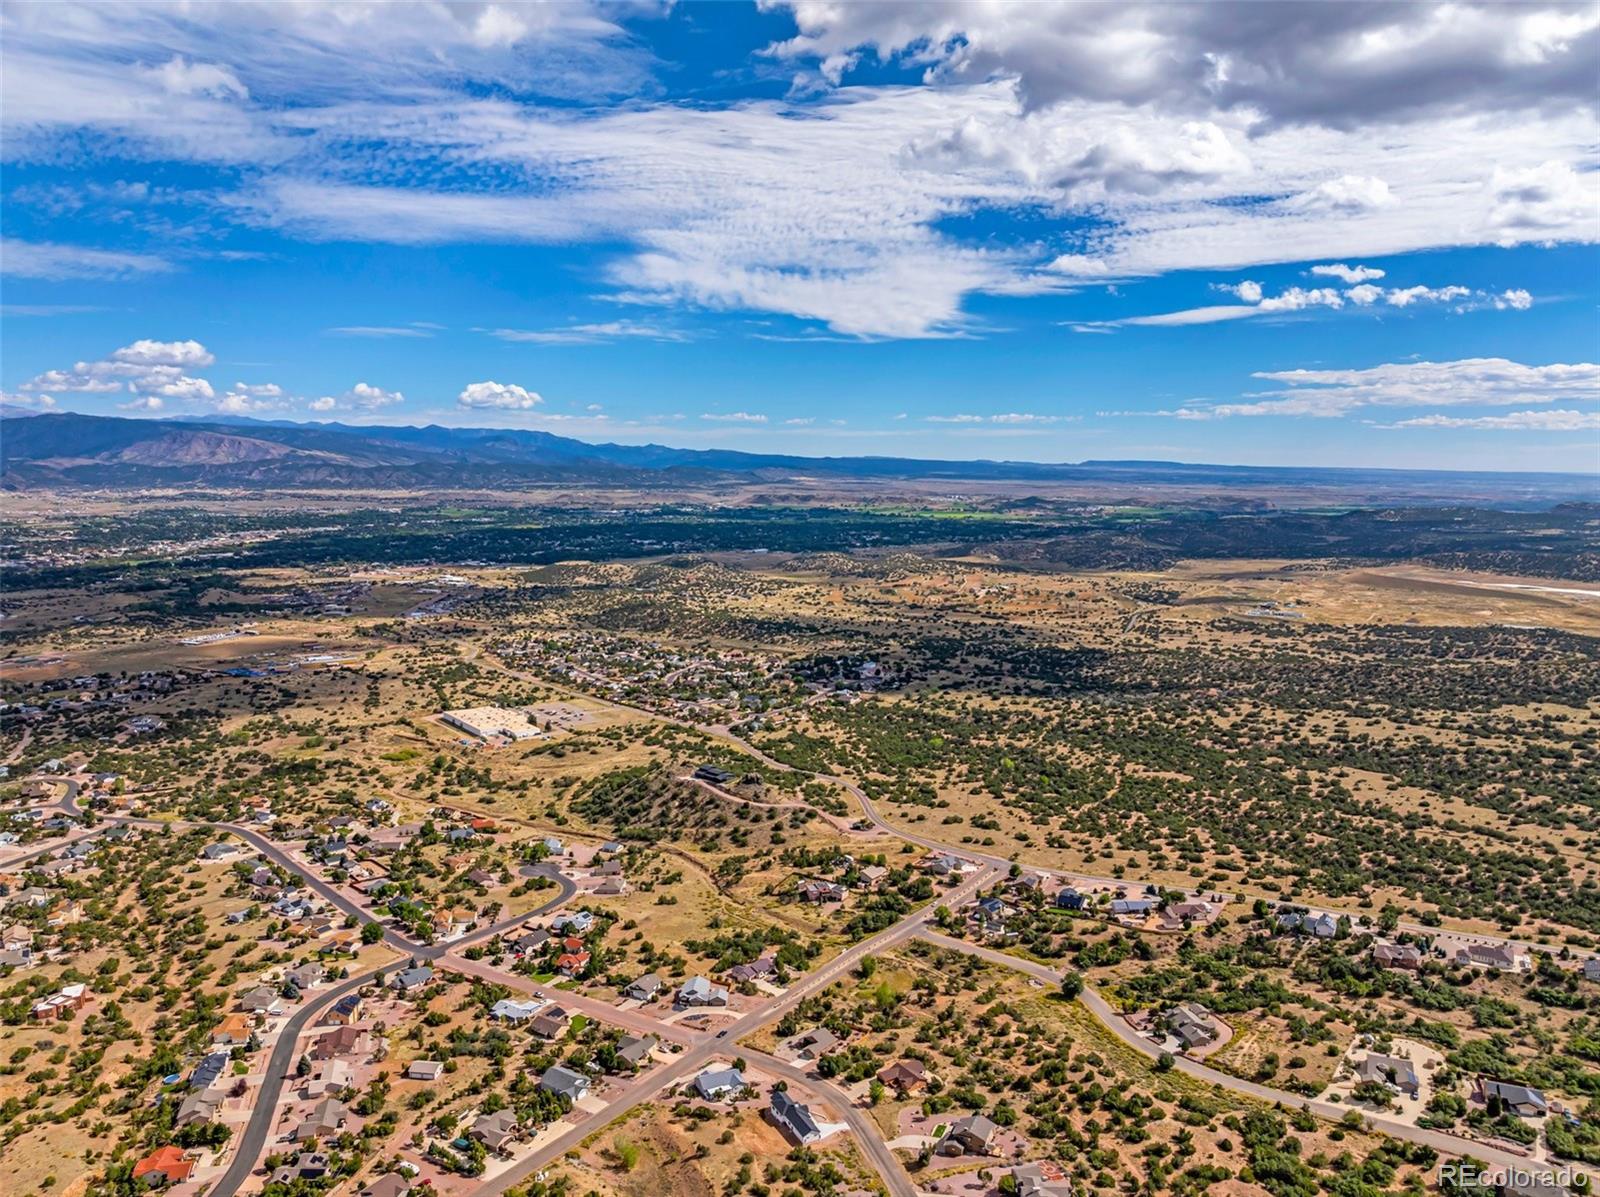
(915, 930, 1572, 1181)
(207, 866, 579, 1197)
(458, 864, 995, 1197)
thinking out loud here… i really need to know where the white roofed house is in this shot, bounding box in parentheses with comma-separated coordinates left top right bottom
(675, 976, 729, 1008)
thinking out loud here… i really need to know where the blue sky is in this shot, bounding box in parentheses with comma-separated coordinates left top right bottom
(2, 1, 1597, 472)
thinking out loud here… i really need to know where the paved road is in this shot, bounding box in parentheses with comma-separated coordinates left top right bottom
(742, 1047, 917, 1197)
(209, 965, 388, 1197)
(460, 864, 996, 1197)
(209, 866, 580, 1197)
(915, 931, 1574, 1181)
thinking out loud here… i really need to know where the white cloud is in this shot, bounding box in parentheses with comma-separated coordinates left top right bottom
(144, 56, 248, 100)
(700, 411, 768, 423)
(782, 417, 815, 426)
(3, 4, 1596, 341)
(458, 380, 541, 410)
(1487, 160, 1598, 243)
(2, 391, 57, 410)
(486, 321, 687, 345)
(308, 396, 337, 412)
(1309, 263, 1386, 284)
(327, 325, 434, 339)
(765, 3, 1600, 127)
(112, 339, 214, 368)
(1106, 280, 1531, 327)
(926, 414, 985, 424)
(118, 395, 164, 411)
(928, 411, 1062, 425)
(0, 237, 173, 280)
(348, 382, 403, 408)
(20, 337, 216, 400)
(1287, 175, 1396, 215)
(1383, 409, 1600, 431)
(1184, 357, 1600, 419)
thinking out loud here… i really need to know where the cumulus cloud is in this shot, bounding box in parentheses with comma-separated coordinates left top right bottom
(118, 395, 164, 411)
(458, 380, 542, 409)
(1310, 263, 1386, 284)
(20, 337, 216, 400)
(1103, 279, 1534, 327)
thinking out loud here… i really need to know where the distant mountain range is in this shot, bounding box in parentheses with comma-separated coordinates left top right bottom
(1, 409, 1593, 505)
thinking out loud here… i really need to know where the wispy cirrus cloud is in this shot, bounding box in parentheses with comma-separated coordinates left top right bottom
(485, 321, 688, 345)
(1381, 409, 1600, 431)
(1142, 357, 1600, 420)
(327, 325, 435, 339)
(1, 237, 173, 280)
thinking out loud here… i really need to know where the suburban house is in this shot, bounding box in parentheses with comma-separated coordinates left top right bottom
(1455, 943, 1531, 972)
(30, 982, 89, 1021)
(304, 1059, 354, 1098)
(292, 1097, 349, 1141)
(176, 1090, 222, 1128)
(471, 1109, 523, 1153)
(287, 962, 327, 990)
(1163, 1003, 1220, 1050)
(797, 879, 846, 904)
(694, 1066, 746, 1100)
(239, 985, 285, 1016)
(555, 949, 591, 976)
(676, 976, 730, 1008)
(211, 1013, 254, 1046)
(1373, 942, 1424, 970)
(1354, 1052, 1421, 1098)
(132, 1145, 196, 1187)
(550, 910, 594, 935)
(939, 1113, 999, 1156)
(1110, 898, 1156, 918)
(360, 1173, 412, 1197)
(726, 957, 776, 985)
(540, 1064, 591, 1104)
(530, 1006, 571, 1040)
(405, 1060, 444, 1081)
(769, 1087, 822, 1145)
(389, 965, 434, 993)
(615, 1035, 656, 1069)
(1586, 958, 1600, 983)
(327, 993, 363, 1025)
(310, 1026, 373, 1061)
(490, 998, 543, 1023)
(623, 972, 662, 1002)
(792, 1027, 839, 1059)
(694, 764, 735, 785)
(189, 1052, 230, 1091)
(876, 1058, 928, 1093)
(1012, 1161, 1075, 1197)
(1476, 1079, 1549, 1117)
